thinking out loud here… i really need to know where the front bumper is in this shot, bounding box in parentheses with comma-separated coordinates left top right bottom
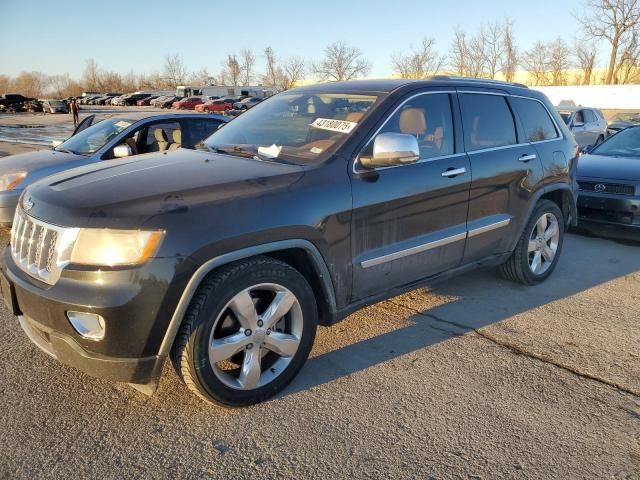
(1, 248, 194, 385)
(577, 191, 640, 228)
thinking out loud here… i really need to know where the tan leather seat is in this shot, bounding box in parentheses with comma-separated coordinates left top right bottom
(124, 137, 138, 155)
(399, 108, 427, 137)
(345, 112, 364, 123)
(168, 129, 182, 150)
(152, 128, 169, 152)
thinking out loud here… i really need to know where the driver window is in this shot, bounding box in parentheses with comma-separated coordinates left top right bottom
(365, 93, 454, 160)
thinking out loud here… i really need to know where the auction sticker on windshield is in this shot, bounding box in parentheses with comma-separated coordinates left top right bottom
(311, 118, 357, 134)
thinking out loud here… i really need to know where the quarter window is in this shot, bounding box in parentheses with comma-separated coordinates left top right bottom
(511, 97, 559, 142)
(368, 93, 455, 160)
(460, 94, 517, 152)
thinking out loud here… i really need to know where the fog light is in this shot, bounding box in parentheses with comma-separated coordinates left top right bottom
(67, 311, 105, 341)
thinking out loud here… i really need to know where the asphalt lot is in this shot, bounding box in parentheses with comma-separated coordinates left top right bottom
(0, 122, 639, 479)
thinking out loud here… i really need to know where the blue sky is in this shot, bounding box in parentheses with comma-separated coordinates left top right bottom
(0, 0, 587, 79)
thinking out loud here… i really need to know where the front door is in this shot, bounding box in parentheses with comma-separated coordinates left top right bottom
(351, 91, 470, 300)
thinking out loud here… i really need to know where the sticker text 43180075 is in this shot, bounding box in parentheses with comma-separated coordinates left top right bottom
(310, 118, 358, 134)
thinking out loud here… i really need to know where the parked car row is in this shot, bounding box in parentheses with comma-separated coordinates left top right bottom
(76, 92, 263, 115)
(0, 78, 636, 411)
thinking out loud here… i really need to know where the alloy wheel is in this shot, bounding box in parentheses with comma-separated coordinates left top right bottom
(528, 212, 560, 275)
(208, 283, 303, 390)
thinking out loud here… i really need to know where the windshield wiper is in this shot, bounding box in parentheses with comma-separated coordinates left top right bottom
(208, 144, 273, 162)
(55, 147, 76, 154)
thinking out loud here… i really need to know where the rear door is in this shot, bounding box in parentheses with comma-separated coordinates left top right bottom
(458, 90, 545, 264)
(351, 90, 471, 300)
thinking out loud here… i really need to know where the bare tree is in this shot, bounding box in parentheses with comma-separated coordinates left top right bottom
(278, 56, 306, 90)
(189, 67, 212, 86)
(391, 37, 444, 79)
(82, 59, 102, 91)
(575, 41, 598, 84)
(449, 28, 470, 76)
(502, 19, 518, 82)
(224, 54, 241, 86)
(312, 41, 371, 81)
(548, 37, 572, 85)
(263, 47, 279, 88)
(522, 42, 551, 86)
(614, 30, 640, 82)
(579, 0, 640, 84)
(163, 53, 187, 87)
(11, 71, 49, 97)
(484, 21, 506, 79)
(240, 49, 256, 85)
(0, 75, 11, 93)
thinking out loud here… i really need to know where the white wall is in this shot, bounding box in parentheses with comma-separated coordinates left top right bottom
(532, 85, 640, 110)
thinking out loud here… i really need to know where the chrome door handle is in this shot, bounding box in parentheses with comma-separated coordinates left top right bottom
(519, 154, 537, 162)
(441, 167, 466, 177)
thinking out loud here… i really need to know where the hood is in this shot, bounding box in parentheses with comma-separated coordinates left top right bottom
(578, 153, 640, 182)
(24, 148, 305, 228)
(0, 149, 82, 174)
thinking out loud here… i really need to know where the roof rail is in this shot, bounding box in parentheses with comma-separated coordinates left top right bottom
(427, 75, 529, 89)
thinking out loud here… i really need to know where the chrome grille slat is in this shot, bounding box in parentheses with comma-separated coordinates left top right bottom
(10, 209, 68, 285)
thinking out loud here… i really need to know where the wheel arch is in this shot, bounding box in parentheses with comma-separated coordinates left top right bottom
(158, 239, 337, 357)
(508, 183, 577, 252)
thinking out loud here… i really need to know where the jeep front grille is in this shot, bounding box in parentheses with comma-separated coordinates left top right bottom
(10, 210, 66, 285)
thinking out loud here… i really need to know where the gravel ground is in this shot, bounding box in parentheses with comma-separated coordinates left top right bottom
(0, 134, 638, 479)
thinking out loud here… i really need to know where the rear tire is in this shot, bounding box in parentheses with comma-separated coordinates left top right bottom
(499, 200, 564, 285)
(171, 256, 318, 406)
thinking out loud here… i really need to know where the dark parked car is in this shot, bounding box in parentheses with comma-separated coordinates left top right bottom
(577, 126, 640, 228)
(0, 94, 35, 110)
(606, 112, 640, 136)
(0, 78, 577, 407)
(0, 112, 227, 225)
(122, 94, 151, 106)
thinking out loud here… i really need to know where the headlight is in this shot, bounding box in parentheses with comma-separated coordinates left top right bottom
(70, 229, 165, 267)
(0, 171, 27, 191)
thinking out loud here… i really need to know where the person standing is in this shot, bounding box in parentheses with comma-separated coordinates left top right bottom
(70, 98, 79, 127)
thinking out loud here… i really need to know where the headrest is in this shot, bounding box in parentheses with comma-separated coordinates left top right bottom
(345, 112, 364, 123)
(172, 129, 181, 144)
(154, 128, 168, 142)
(399, 108, 426, 136)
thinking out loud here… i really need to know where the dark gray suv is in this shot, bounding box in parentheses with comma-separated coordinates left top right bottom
(0, 77, 578, 406)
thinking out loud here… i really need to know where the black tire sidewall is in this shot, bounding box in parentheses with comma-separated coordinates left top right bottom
(187, 261, 317, 406)
(518, 201, 565, 284)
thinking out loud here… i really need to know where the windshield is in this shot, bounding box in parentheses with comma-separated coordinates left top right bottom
(612, 112, 640, 123)
(558, 111, 572, 124)
(591, 127, 640, 158)
(204, 91, 380, 164)
(55, 118, 134, 155)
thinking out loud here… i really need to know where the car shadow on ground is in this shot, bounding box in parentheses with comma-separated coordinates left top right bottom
(281, 230, 640, 399)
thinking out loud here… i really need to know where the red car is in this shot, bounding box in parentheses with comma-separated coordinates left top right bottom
(195, 98, 235, 113)
(136, 95, 159, 106)
(172, 96, 204, 110)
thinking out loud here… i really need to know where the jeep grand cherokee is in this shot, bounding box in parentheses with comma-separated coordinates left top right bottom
(0, 78, 578, 406)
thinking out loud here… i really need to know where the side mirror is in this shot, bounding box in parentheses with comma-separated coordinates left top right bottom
(572, 121, 585, 128)
(581, 145, 593, 155)
(359, 133, 420, 169)
(52, 140, 63, 148)
(113, 144, 132, 158)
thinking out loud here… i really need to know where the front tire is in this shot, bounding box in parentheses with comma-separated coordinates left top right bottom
(499, 200, 564, 285)
(171, 256, 318, 406)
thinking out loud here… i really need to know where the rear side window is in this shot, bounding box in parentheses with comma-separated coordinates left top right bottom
(460, 94, 516, 152)
(511, 97, 559, 142)
(584, 110, 596, 123)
